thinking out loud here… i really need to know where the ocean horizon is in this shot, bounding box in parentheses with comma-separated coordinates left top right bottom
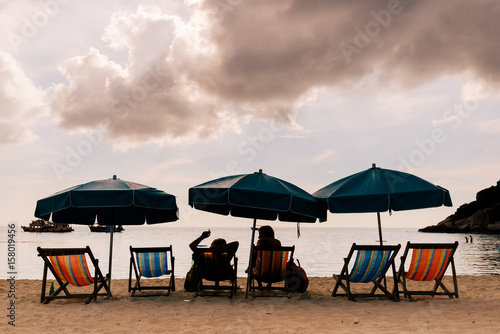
(2, 224, 500, 280)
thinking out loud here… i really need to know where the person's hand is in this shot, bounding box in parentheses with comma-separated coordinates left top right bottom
(201, 230, 211, 239)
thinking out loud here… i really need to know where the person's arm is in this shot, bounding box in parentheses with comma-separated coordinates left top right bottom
(224, 241, 239, 256)
(189, 230, 211, 252)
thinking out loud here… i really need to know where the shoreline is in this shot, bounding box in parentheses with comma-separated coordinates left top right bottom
(3, 275, 500, 333)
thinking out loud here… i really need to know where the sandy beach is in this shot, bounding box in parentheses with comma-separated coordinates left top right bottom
(2, 275, 500, 333)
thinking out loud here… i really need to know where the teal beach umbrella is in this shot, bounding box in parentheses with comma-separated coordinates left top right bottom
(189, 169, 326, 297)
(35, 175, 179, 286)
(313, 164, 452, 245)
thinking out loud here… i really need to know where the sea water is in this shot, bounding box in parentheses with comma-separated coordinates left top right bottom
(2, 224, 500, 279)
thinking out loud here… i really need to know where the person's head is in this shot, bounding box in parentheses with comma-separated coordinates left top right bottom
(258, 225, 275, 239)
(211, 238, 226, 248)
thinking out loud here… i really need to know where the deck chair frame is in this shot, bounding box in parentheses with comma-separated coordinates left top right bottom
(396, 241, 459, 301)
(194, 249, 238, 298)
(37, 246, 111, 304)
(128, 246, 175, 297)
(249, 246, 295, 298)
(332, 244, 401, 302)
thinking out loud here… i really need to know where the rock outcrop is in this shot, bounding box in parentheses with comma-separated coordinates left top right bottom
(419, 180, 500, 234)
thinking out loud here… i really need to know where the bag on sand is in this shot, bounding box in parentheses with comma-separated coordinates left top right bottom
(184, 262, 200, 292)
(285, 259, 309, 293)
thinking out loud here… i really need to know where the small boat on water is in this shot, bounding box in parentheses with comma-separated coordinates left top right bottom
(89, 224, 125, 233)
(22, 219, 74, 232)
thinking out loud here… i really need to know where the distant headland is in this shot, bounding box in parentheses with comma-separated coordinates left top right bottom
(420, 180, 500, 234)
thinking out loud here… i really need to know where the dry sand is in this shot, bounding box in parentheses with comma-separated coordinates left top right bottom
(2, 275, 500, 333)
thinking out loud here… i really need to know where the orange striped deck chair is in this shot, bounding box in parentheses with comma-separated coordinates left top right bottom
(332, 244, 401, 301)
(37, 246, 111, 304)
(129, 246, 175, 297)
(396, 241, 459, 301)
(194, 249, 238, 297)
(250, 246, 295, 297)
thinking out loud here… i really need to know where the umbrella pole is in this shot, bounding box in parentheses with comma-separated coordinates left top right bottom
(246, 218, 258, 299)
(377, 212, 383, 246)
(377, 212, 388, 288)
(107, 224, 115, 295)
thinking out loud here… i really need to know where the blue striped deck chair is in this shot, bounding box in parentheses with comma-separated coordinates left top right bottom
(129, 246, 175, 296)
(396, 241, 458, 301)
(250, 246, 295, 298)
(332, 244, 401, 301)
(37, 246, 111, 304)
(194, 249, 238, 298)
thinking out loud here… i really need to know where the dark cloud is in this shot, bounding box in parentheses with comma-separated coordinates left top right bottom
(50, 0, 500, 146)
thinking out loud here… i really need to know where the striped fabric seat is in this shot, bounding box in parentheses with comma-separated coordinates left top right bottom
(405, 248, 452, 281)
(397, 242, 459, 301)
(48, 254, 94, 286)
(194, 248, 238, 297)
(129, 246, 175, 296)
(249, 246, 295, 297)
(254, 249, 290, 283)
(198, 252, 232, 281)
(349, 250, 392, 283)
(332, 244, 401, 301)
(135, 252, 171, 278)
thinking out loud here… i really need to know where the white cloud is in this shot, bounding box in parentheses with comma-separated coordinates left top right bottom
(0, 51, 46, 144)
(477, 119, 500, 134)
(307, 149, 338, 165)
(40, 1, 500, 149)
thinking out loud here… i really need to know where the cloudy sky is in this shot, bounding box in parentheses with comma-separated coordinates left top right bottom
(1, 0, 499, 231)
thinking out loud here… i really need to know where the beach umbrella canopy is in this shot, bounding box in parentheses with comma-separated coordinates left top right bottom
(188, 169, 326, 296)
(313, 164, 452, 245)
(34, 175, 179, 286)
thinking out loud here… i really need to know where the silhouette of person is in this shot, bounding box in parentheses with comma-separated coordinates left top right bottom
(253, 225, 281, 289)
(470, 235, 473, 243)
(465, 236, 469, 243)
(190, 230, 239, 286)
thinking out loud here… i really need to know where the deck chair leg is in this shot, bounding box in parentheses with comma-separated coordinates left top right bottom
(372, 277, 397, 300)
(92, 266, 98, 302)
(391, 265, 399, 301)
(332, 273, 356, 301)
(345, 277, 356, 301)
(431, 280, 439, 296)
(434, 279, 455, 298)
(41, 263, 48, 303)
(372, 264, 398, 301)
(44, 282, 70, 304)
(370, 277, 381, 295)
(332, 274, 346, 296)
(332, 260, 350, 297)
(171, 256, 176, 292)
(451, 259, 459, 298)
(400, 276, 414, 301)
(128, 256, 133, 293)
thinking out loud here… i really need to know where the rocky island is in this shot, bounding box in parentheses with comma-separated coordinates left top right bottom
(420, 180, 500, 234)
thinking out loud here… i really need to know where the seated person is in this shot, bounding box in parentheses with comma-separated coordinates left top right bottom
(253, 225, 281, 288)
(190, 230, 238, 285)
(256, 225, 281, 248)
